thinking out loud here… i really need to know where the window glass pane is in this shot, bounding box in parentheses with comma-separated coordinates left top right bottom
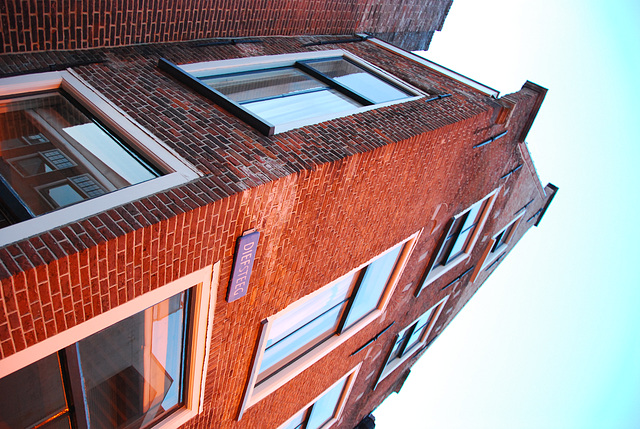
(446, 237, 467, 263)
(0, 92, 160, 221)
(202, 68, 326, 103)
(492, 231, 506, 252)
(39, 415, 73, 429)
(77, 292, 187, 429)
(244, 88, 360, 125)
(42, 149, 76, 169)
(389, 331, 408, 361)
(448, 222, 476, 261)
(12, 154, 54, 176)
(260, 274, 354, 377)
(463, 201, 484, 229)
(502, 222, 516, 244)
(266, 274, 354, 348)
(306, 377, 347, 429)
(447, 199, 487, 262)
(260, 301, 345, 376)
(0, 352, 68, 428)
(203, 67, 362, 126)
(62, 123, 156, 185)
(404, 308, 435, 352)
(41, 183, 85, 208)
(341, 244, 403, 330)
(435, 216, 465, 266)
(281, 409, 307, 429)
(306, 59, 411, 103)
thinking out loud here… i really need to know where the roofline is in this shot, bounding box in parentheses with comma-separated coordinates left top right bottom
(362, 35, 500, 98)
(534, 183, 558, 227)
(518, 81, 548, 142)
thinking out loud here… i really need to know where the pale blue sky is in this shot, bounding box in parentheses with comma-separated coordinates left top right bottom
(376, 1, 640, 428)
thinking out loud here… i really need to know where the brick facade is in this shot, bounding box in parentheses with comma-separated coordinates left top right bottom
(0, 0, 452, 54)
(0, 35, 555, 428)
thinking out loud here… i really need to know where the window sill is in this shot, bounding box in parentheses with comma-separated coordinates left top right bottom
(375, 295, 449, 389)
(417, 254, 470, 296)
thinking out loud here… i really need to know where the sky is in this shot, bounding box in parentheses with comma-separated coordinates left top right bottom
(375, 1, 640, 428)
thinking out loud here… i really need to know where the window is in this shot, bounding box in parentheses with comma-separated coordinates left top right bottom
(418, 190, 498, 294)
(0, 265, 218, 429)
(239, 231, 421, 418)
(375, 296, 448, 387)
(0, 91, 159, 220)
(278, 365, 360, 429)
(159, 50, 421, 135)
(476, 214, 523, 276)
(0, 71, 199, 246)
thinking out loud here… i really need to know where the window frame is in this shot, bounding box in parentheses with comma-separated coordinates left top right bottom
(472, 213, 524, 281)
(277, 364, 361, 429)
(159, 49, 423, 136)
(0, 70, 200, 247)
(0, 263, 219, 429)
(375, 296, 449, 388)
(418, 189, 499, 295)
(7, 149, 78, 177)
(238, 230, 422, 419)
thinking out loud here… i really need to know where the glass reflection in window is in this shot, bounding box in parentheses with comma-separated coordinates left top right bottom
(0, 91, 160, 225)
(0, 291, 189, 429)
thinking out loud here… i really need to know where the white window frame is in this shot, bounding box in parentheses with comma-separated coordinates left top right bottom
(171, 49, 423, 135)
(375, 295, 449, 388)
(238, 230, 422, 419)
(277, 363, 361, 429)
(0, 263, 219, 429)
(418, 189, 499, 295)
(0, 70, 200, 247)
(472, 213, 524, 282)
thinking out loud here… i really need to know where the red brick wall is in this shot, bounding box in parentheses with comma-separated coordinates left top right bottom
(0, 37, 553, 428)
(0, 36, 502, 277)
(0, 0, 452, 54)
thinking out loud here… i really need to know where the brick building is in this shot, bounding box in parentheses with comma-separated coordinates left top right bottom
(0, 10, 555, 429)
(0, 0, 452, 54)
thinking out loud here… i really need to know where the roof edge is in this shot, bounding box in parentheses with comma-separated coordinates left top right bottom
(534, 183, 558, 226)
(517, 81, 548, 142)
(363, 35, 500, 98)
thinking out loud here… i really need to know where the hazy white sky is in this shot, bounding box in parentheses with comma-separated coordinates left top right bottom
(375, 1, 640, 428)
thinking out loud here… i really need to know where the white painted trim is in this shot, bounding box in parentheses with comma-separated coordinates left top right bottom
(478, 212, 525, 272)
(365, 37, 501, 98)
(182, 50, 346, 76)
(176, 49, 424, 135)
(238, 230, 422, 418)
(375, 295, 449, 388)
(0, 173, 185, 247)
(155, 263, 219, 429)
(421, 253, 471, 290)
(0, 70, 200, 247)
(237, 319, 272, 421)
(0, 264, 217, 428)
(0, 71, 63, 96)
(271, 94, 422, 135)
(60, 70, 199, 179)
(276, 363, 362, 429)
(340, 50, 423, 95)
(418, 188, 500, 294)
(198, 261, 220, 414)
